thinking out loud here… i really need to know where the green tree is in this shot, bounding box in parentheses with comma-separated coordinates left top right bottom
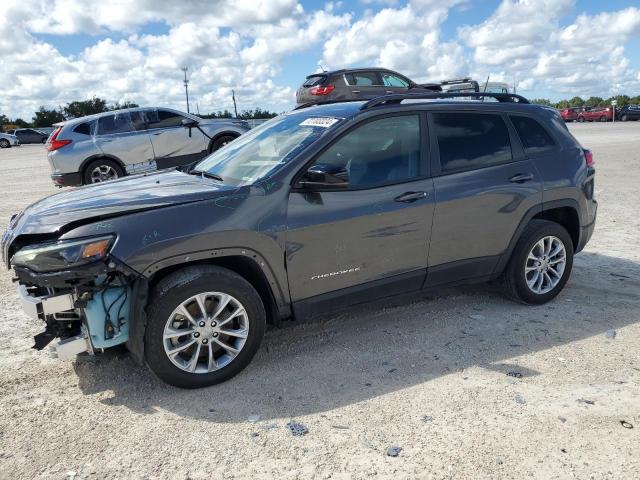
(32, 106, 65, 127)
(13, 118, 30, 128)
(568, 96, 585, 107)
(556, 100, 570, 109)
(531, 98, 553, 107)
(584, 96, 605, 107)
(109, 100, 139, 111)
(63, 96, 109, 118)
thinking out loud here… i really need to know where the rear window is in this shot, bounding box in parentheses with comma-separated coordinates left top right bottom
(433, 112, 513, 173)
(346, 71, 381, 86)
(303, 75, 326, 87)
(510, 115, 556, 154)
(73, 122, 92, 135)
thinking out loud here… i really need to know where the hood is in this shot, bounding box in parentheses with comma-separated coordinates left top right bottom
(10, 170, 237, 236)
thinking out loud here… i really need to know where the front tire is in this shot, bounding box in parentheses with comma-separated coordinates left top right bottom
(577, 116, 585, 123)
(145, 265, 266, 388)
(621, 115, 628, 122)
(504, 220, 574, 305)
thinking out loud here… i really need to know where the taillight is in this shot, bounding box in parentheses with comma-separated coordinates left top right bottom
(584, 149, 594, 167)
(309, 85, 335, 96)
(46, 127, 71, 151)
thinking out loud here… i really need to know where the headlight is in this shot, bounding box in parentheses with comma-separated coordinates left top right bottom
(11, 235, 115, 272)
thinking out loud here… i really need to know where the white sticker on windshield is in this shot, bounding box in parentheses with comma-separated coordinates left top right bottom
(300, 117, 339, 128)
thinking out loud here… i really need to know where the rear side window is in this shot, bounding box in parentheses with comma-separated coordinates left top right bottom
(346, 71, 381, 86)
(510, 115, 556, 154)
(303, 75, 326, 87)
(97, 113, 133, 135)
(73, 122, 92, 135)
(433, 112, 512, 173)
(146, 109, 185, 129)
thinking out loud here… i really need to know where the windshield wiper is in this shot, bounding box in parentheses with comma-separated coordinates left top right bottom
(190, 170, 223, 182)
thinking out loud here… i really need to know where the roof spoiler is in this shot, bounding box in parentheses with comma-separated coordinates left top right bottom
(360, 92, 530, 110)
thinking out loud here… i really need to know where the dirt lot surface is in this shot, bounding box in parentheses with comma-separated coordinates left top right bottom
(0, 123, 639, 479)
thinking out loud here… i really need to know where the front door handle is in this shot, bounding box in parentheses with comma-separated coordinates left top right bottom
(395, 191, 429, 203)
(509, 173, 534, 183)
(351, 90, 361, 93)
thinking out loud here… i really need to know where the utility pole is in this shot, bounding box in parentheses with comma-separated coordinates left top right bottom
(182, 67, 190, 113)
(232, 89, 238, 118)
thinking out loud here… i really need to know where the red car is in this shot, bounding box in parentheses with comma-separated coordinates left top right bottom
(559, 107, 584, 122)
(578, 107, 613, 122)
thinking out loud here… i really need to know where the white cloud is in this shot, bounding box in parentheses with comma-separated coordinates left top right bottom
(1, 0, 640, 120)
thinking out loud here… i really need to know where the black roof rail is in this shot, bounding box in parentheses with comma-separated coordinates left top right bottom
(293, 98, 367, 110)
(360, 92, 530, 110)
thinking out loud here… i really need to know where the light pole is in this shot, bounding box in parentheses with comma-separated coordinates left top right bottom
(182, 67, 190, 113)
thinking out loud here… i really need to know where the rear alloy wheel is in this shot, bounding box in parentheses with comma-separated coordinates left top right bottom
(600, 116, 607, 122)
(83, 159, 124, 184)
(145, 265, 266, 388)
(621, 115, 628, 122)
(577, 116, 585, 122)
(504, 220, 574, 305)
(0, 139, 10, 148)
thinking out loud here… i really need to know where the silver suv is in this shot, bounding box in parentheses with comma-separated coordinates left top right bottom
(46, 107, 250, 186)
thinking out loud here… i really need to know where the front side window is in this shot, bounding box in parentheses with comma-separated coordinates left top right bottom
(433, 112, 512, 173)
(194, 114, 337, 186)
(306, 115, 421, 189)
(510, 115, 556, 154)
(97, 113, 133, 135)
(381, 73, 409, 88)
(146, 109, 185, 129)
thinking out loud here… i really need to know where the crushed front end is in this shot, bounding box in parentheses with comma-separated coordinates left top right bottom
(4, 230, 138, 359)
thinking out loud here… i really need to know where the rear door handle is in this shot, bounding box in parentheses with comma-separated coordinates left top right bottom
(351, 90, 360, 93)
(509, 173, 534, 183)
(394, 191, 429, 203)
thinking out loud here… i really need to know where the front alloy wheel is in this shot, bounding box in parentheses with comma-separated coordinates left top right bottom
(145, 265, 266, 388)
(163, 292, 249, 373)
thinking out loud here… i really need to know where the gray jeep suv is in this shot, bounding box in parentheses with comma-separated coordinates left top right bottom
(3, 92, 597, 388)
(46, 107, 250, 186)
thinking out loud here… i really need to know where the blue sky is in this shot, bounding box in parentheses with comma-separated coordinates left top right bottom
(2, 0, 640, 119)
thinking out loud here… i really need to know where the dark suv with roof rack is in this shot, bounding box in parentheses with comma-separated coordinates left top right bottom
(3, 92, 597, 388)
(296, 67, 441, 106)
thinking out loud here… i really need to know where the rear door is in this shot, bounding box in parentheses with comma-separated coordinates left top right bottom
(345, 71, 385, 100)
(426, 110, 542, 285)
(146, 109, 208, 168)
(94, 112, 155, 170)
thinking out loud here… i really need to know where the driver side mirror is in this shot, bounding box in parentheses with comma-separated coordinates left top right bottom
(181, 118, 199, 138)
(181, 118, 199, 128)
(298, 163, 349, 190)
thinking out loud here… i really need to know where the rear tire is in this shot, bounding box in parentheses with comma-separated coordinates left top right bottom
(577, 116, 585, 122)
(599, 116, 607, 122)
(0, 139, 10, 148)
(41, 137, 47, 144)
(83, 158, 124, 184)
(145, 265, 266, 388)
(504, 220, 574, 305)
(210, 135, 237, 153)
(621, 115, 628, 122)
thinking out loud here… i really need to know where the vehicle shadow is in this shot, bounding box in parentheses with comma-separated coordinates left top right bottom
(75, 251, 640, 422)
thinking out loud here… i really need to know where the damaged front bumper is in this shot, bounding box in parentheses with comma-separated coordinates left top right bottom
(15, 261, 134, 359)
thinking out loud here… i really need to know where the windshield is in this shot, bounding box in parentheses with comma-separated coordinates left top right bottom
(194, 113, 340, 185)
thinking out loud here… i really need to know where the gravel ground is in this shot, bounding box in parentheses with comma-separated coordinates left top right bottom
(0, 123, 639, 479)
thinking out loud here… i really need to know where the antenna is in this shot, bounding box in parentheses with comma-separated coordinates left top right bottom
(181, 67, 190, 113)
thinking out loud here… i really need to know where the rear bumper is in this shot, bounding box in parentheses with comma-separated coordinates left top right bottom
(51, 172, 83, 187)
(577, 207, 597, 253)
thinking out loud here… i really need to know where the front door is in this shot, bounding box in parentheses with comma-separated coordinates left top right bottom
(286, 114, 434, 308)
(146, 109, 208, 168)
(426, 110, 543, 285)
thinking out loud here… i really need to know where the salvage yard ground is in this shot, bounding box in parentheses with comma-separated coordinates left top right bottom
(1, 122, 639, 479)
